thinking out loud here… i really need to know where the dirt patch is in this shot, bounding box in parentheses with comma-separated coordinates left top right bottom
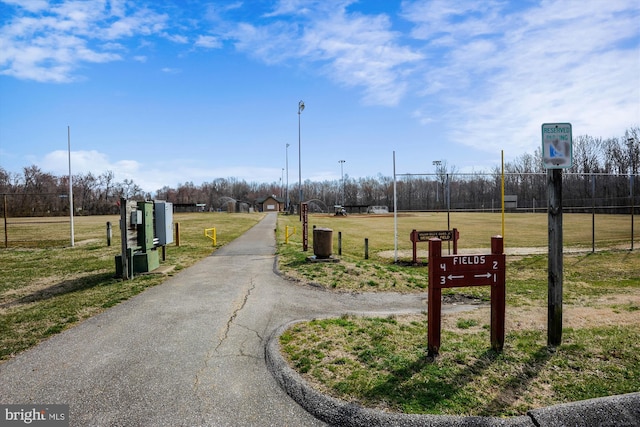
(376, 247, 595, 260)
(440, 297, 640, 333)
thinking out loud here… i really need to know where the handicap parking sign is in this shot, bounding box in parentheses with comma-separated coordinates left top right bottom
(542, 123, 572, 169)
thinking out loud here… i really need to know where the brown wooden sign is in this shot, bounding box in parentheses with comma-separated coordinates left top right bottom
(427, 236, 505, 358)
(410, 228, 459, 263)
(411, 230, 454, 242)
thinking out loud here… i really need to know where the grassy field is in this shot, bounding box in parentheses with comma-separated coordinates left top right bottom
(1, 211, 638, 418)
(280, 211, 635, 255)
(277, 212, 637, 294)
(0, 212, 264, 361)
(276, 212, 640, 417)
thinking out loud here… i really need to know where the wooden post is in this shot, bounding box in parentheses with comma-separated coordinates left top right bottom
(427, 238, 442, 358)
(411, 230, 418, 264)
(548, 169, 563, 347)
(175, 222, 180, 247)
(453, 228, 459, 255)
(4, 194, 8, 248)
(491, 236, 505, 352)
(106, 221, 112, 246)
(302, 203, 308, 251)
(338, 231, 342, 256)
(364, 238, 369, 259)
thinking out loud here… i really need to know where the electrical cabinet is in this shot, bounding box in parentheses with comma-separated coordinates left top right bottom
(154, 201, 173, 245)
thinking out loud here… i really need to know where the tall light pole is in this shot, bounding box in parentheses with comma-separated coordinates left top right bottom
(339, 160, 346, 206)
(298, 100, 305, 219)
(629, 137, 636, 250)
(68, 126, 74, 247)
(285, 143, 290, 211)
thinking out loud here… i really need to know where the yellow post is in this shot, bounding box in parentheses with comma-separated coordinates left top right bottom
(285, 226, 296, 244)
(501, 150, 505, 241)
(204, 228, 217, 246)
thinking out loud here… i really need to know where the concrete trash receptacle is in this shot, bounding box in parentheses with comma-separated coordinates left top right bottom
(313, 227, 333, 259)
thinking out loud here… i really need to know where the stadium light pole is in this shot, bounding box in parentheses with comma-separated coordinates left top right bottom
(298, 100, 305, 220)
(629, 137, 636, 250)
(68, 126, 75, 247)
(281, 168, 284, 199)
(339, 160, 346, 206)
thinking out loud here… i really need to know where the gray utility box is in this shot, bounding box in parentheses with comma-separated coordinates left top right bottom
(154, 201, 174, 245)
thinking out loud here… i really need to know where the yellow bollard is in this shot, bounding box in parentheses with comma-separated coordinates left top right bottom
(204, 227, 217, 246)
(285, 226, 296, 244)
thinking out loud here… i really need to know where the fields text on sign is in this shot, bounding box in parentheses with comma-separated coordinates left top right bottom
(436, 254, 504, 288)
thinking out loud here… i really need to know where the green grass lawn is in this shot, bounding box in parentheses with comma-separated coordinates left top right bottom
(276, 212, 640, 417)
(1, 211, 638, 418)
(0, 212, 264, 361)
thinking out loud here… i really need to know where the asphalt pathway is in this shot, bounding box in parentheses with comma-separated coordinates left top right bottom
(0, 213, 468, 426)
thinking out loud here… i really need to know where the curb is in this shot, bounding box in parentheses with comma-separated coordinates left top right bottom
(265, 321, 640, 427)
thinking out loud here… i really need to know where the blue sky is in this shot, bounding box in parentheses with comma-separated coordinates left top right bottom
(1, 0, 639, 194)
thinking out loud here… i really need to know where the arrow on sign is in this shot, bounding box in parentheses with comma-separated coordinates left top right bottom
(447, 274, 464, 280)
(474, 272, 492, 279)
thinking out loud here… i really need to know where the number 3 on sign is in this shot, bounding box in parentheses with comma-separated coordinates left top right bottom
(440, 276, 446, 285)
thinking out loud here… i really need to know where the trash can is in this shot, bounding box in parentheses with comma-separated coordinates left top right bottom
(313, 227, 333, 259)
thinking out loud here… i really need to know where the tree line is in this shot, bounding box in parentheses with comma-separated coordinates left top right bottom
(1, 127, 638, 217)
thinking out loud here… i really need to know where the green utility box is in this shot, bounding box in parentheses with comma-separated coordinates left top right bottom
(115, 201, 163, 276)
(115, 250, 159, 276)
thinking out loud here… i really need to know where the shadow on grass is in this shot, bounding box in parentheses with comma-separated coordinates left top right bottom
(476, 346, 552, 416)
(363, 349, 500, 413)
(361, 344, 552, 416)
(0, 272, 117, 309)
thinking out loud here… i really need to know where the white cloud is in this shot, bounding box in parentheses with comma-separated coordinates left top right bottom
(38, 150, 132, 179)
(1, 0, 49, 13)
(403, 0, 640, 155)
(35, 150, 290, 193)
(0, 1, 169, 82)
(195, 35, 222, 49)
(230, 1, 423, 106)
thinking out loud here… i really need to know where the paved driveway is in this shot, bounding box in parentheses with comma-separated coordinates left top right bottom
(0, 213, 449, 426)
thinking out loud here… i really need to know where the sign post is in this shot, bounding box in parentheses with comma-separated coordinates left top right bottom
(548, 168, 563, 347)
(542, 123, 572, 347)
(301, 203, 309, 251)
(427, 236, 505, 358)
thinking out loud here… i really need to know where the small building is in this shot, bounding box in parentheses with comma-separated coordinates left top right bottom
(504, 195, 518, 211)
(367, 205, 389, 214)
(257, 195, 285, 212)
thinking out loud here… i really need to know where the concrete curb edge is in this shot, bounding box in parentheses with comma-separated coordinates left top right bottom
(265, 320, 640, 427)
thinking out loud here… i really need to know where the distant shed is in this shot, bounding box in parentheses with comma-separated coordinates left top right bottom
(367, 205, 389, 214)
(257, 195, 284, 212)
